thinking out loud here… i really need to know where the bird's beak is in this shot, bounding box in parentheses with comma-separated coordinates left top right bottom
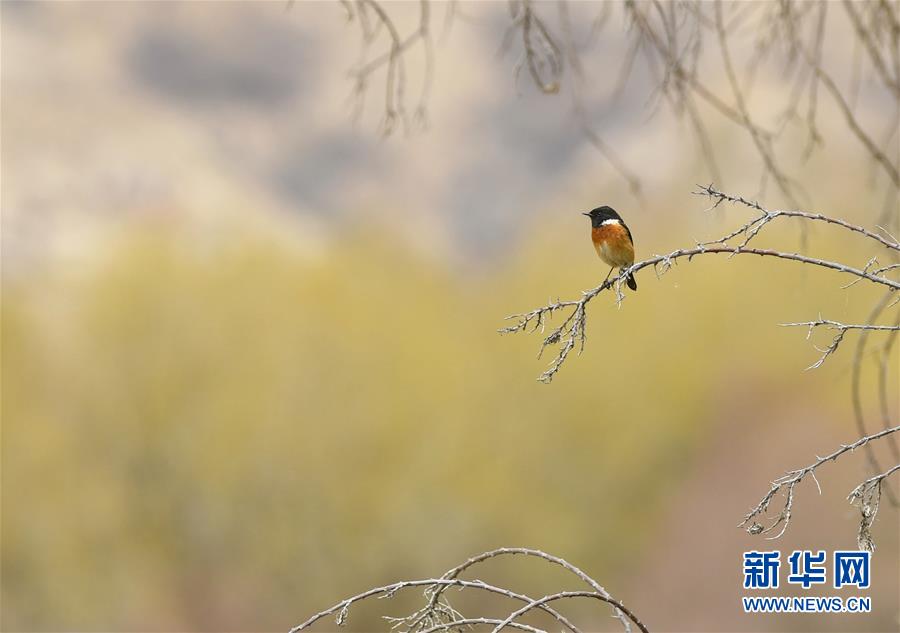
(582, 212, 591, 217)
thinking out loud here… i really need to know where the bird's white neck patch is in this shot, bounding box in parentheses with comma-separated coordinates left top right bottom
(600, 218, 621, 226)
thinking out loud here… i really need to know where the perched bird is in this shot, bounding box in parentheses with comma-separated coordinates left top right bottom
(583, 205, 638, 291)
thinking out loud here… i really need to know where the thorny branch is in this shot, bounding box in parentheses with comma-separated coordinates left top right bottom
(501, 186, 898, 548)
(696, 184, 900, 252)
(741, 425, 900, 550)
(291, 548, 649, 633)
(501, 242, 898, 383)
(780, 318, 900, 370)
(500, 186, 899, 384)
(415, 547, 636, 632)
(703, 186, 900, 507)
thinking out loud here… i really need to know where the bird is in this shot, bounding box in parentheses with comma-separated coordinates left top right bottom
(582, 205, 638, 291)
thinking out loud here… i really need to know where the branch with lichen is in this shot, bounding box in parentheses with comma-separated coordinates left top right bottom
(848, 462, 900, 552)
(740, 425, 900, 550)
(291, 548, 648, 633)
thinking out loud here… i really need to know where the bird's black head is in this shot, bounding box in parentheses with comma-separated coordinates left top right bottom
(582, 205, 621, 228)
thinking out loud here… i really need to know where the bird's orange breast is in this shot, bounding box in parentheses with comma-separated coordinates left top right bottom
(592, 223, 634, 267)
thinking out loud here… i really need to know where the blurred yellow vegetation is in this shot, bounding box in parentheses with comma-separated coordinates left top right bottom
(1, 214, 889, 630)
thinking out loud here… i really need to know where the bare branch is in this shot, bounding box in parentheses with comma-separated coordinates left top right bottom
(489, 591, 641, 633)
(558, 1, 643, 196)
(501, 187, 900, 383)
(290, 578, 559, 633)
(420, 619, 543, 633)
(740, 425, 900, 542)
(851, 291, 900, 507)
(780, 318, 900, 370)
(806, 55, 900, 189)
(695, 184, 900, 252)
(877, 313, 900, 463)
(342, 0, 434, 135)
(521, 0, 562, 94)
(625, 1, 760, 133)
(412, 547, 638, 633)
(291, 548, 649, 633)
(800, 1, 827, 160)
(842, 0, 900, 97)
(714, 0, 799, 207)
(336, 2, 899, 200)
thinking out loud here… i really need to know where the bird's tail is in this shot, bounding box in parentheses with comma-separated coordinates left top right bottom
(625, 271, 637, 291)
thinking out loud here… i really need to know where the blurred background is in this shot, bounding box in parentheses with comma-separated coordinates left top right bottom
(2, 2, 898, 632)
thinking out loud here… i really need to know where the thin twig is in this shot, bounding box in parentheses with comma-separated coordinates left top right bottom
(714, 1, 799, 207)
(695, 184, 900, 252)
